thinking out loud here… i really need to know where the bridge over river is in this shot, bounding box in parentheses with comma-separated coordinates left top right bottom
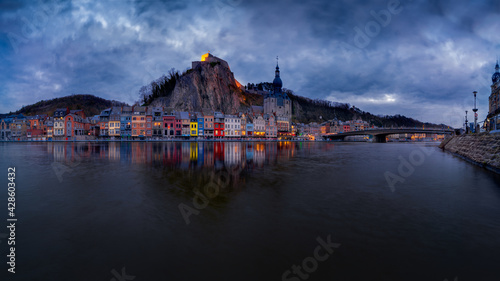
(323, 128, 455, 143)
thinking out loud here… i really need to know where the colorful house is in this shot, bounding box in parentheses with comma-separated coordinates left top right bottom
(152, 107, 163, 138)
(53, 108, 68, 137)
(88, 115, 100, 137)
(245, 116, 254, 137)
(174, 112, 182, 137)
(10, 118, 29, 140)
(276, 115, 290, 136)
(239, 113, 246, 137)
(253, 114, 265, 137)
(264, 114, 277, 138)
(190, 113, 198, 137)
(214, 112, 225, 138)
(197, 113, 204, 137)
(120, 106, 133, 138)
(203, 111, 214, 138)
(109, 107, 122, 137)
(180, 112, 190, 137)
(45, 117, 54, 140)
(132, 106, 146, 138)
(0, 118, 13, 140)
(224, 114, 240, 137)
(64, 114, 85, 138)
(146, 107, 153, 138)
(163, 110, 176, 138)
(99, 108, 111, 137)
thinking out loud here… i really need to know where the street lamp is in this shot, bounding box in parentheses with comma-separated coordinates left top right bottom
(473, 91, 478, 133)
(465, 110, 468, 133)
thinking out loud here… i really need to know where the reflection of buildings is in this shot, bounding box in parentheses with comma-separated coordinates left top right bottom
(277, 141, 296, 161)
(47, 141, 300, 172)
(108, 142, 121, 161)
(224, 142, 242, 166)
(253, 143, 266, 167)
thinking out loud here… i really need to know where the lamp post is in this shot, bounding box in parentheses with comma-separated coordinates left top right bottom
(465, 110, 468, 134)
(473, 91, 478, 133)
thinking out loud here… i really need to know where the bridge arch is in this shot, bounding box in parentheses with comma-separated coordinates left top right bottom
(323, 128, 454, 142)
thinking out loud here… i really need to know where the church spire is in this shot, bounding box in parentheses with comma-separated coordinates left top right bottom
(275, 56, 280, 77)
(273, 56, 283, 93)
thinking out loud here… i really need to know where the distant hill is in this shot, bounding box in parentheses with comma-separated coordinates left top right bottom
(4, 94, 128, 117)
(287, 90, 446, 128)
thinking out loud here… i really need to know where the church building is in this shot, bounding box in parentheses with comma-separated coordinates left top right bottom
(487, 61, 500, 131)
(263, 59, 292, 135)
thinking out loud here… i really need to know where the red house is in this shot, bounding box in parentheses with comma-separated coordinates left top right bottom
(174, 112, 182, 137)
(163, 114, 176, 137)
(214, 112, 225, 138)
(27, 128, 44, 139)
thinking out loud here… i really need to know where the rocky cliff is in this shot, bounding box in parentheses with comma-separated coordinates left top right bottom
(150, 62, 246, 113)
(441, 133, 500, 173)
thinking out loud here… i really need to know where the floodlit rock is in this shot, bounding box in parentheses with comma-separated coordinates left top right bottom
(150, 62, 244, 114)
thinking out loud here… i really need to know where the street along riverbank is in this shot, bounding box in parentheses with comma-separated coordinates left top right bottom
(440, 133, 500, 174)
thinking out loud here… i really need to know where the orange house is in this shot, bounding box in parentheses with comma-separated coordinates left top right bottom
(64, 114, 85, 138)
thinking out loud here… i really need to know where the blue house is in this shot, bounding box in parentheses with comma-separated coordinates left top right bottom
(197, 113, 204, 137)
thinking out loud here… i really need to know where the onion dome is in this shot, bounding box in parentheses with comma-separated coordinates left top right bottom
(492, 61, 500, 84)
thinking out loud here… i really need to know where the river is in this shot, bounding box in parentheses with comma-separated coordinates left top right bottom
(0, 141, 499, 280)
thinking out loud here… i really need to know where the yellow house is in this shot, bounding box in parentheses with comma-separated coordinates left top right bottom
(190, 113, 198, 137)
(108, 121, 121, 136)
(108, 107, 122, 137)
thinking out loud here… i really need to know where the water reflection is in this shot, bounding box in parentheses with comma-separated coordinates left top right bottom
(45, 141, 327, 169)
(44, 141, 330, 198)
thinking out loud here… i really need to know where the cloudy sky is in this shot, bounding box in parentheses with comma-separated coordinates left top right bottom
(1, 0, 499, 127)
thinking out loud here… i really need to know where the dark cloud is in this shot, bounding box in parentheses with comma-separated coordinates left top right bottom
(0, 0, 499, 127)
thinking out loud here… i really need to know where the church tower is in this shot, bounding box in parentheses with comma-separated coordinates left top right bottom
(273, 62, 283, 94)
(264, 57, 292, 135)
(488, 60, 500, 131)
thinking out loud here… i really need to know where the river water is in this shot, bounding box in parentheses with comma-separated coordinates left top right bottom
(0, 141, 499, 280)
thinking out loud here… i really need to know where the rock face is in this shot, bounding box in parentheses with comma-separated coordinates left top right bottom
(442, 133, 500, 172)
(151, 62, 244, 113)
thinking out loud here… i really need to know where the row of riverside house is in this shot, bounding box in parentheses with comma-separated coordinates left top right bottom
(109, 106, 284, 140)
(0, 106, 295, 141)
(0, 109, 89, 141)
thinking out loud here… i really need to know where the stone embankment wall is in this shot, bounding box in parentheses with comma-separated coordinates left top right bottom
(440, 133, 500, 173)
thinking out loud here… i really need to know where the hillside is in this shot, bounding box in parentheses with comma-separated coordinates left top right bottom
(7, 94, 127, 117)
(287, 91, 445, 128)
